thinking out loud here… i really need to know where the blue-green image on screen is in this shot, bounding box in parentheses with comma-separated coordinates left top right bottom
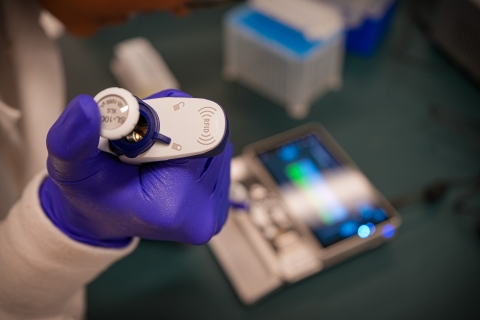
(258, 134, 388, 247)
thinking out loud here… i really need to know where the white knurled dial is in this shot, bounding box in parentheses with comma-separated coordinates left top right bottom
(94, 87, 139, 140)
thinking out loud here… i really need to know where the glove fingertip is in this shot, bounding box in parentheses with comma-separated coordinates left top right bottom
(47, 94, 100, 162)
(77, 94, 102, 124)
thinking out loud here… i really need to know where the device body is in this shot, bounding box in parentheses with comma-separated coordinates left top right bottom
(96, 91, 229, 164)
(209, 123, 401, 304)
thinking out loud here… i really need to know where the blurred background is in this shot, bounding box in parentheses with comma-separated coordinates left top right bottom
(51, 0, 480, 318)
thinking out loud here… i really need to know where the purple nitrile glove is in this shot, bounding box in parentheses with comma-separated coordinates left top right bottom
(40, 89, 232, 248)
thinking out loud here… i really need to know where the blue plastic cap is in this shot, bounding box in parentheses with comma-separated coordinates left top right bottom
(109, 97, 171, 158)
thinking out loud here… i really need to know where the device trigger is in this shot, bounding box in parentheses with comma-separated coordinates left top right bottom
(153, 132, 172, 145)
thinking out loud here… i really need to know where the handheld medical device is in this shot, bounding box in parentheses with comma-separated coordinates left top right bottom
(209, 123, 401, 304)
(94, 87, 229, 164)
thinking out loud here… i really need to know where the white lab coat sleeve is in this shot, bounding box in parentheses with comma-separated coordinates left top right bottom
(0, 172, 140, 320)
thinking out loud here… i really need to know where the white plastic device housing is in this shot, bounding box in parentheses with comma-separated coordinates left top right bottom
(110, 37, 180, 98)
(98, 97, 227, 164)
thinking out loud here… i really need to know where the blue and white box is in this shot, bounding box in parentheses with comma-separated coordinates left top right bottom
(223, 0, 345, 119)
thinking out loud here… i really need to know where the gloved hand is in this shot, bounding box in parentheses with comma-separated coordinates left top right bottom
(40, 89, 232, 248)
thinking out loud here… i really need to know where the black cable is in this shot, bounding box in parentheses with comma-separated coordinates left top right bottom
(389, 176, 479, 210)
(388, 174, 480, 237)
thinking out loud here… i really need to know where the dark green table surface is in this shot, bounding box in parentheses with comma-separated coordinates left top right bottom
(58, 3, 480, 319)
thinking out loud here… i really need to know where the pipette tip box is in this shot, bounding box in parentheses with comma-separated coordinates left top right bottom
(223, 0, 345, 119)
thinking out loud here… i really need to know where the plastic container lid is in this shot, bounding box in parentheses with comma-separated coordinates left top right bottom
(249, 0, 344, 41)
